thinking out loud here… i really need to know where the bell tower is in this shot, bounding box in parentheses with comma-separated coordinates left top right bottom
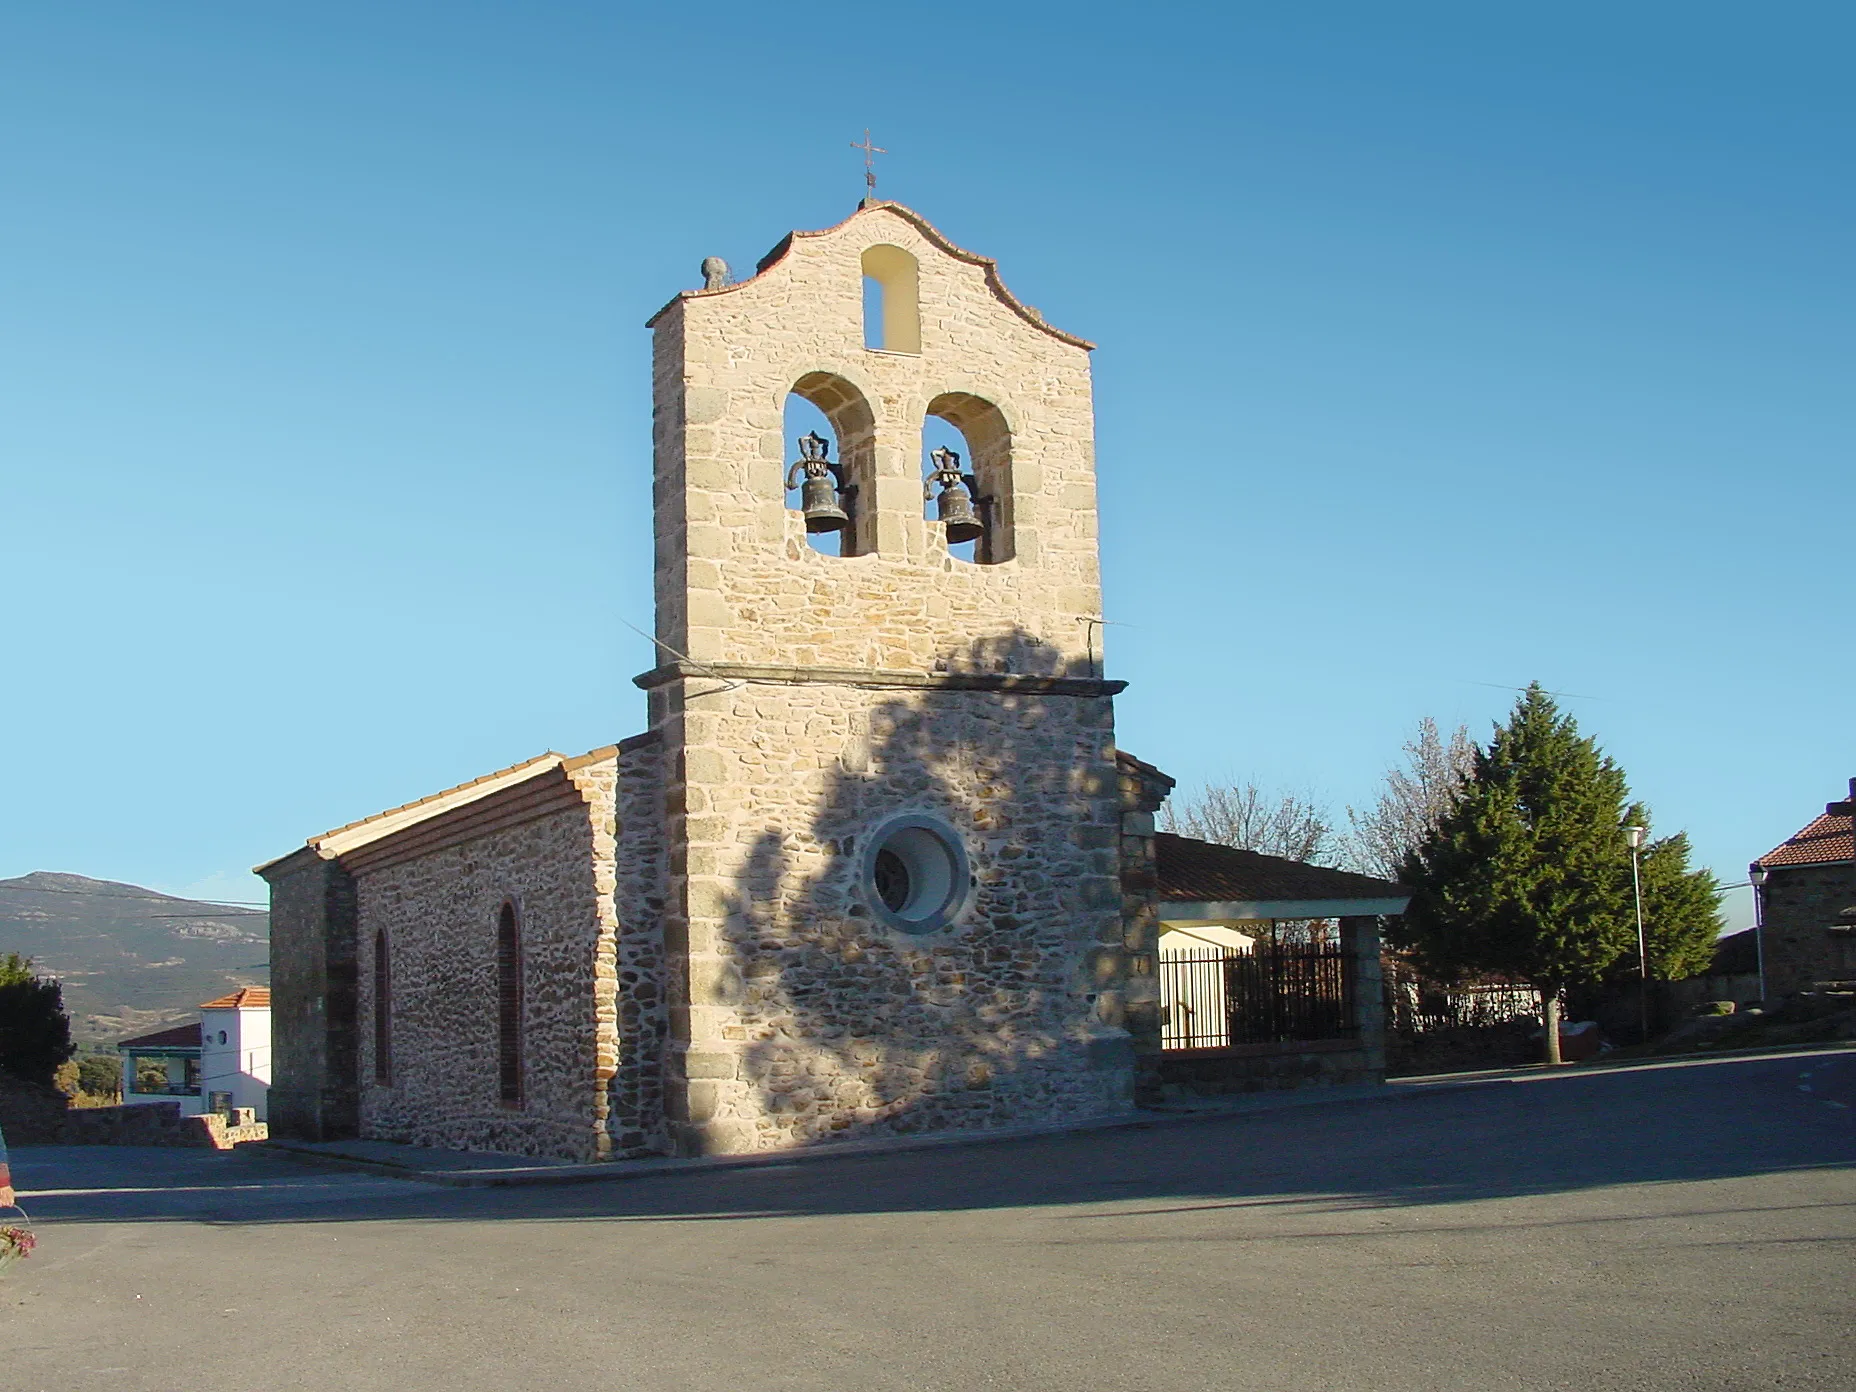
(638, 202, 1135, 1155)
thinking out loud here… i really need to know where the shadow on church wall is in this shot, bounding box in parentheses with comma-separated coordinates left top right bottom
(683, 626, 1131, 1154)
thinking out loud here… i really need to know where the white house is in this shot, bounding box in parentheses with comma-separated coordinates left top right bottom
(119, 987, 271, 1120)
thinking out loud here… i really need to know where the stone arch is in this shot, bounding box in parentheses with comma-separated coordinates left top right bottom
(788, 371, 879, 557)
(925, 391, 1014, 564)
(861, 244, 921, 354)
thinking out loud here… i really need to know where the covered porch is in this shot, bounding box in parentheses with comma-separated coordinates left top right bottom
(1138, 829, 1409, 1098)
(117, 1022, 206, 1116)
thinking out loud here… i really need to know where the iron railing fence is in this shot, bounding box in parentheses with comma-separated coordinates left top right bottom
(1389, 979, 1543, 1035)
(1160, 943, 1357, 1050)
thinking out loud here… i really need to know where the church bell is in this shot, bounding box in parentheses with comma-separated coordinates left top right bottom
(926, 446, 984, 545)
(786, 431, 849, 533)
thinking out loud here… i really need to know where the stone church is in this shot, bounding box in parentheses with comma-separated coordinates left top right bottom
(261, 201, 1401, 1163)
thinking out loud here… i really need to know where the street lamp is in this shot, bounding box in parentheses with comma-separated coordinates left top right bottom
(1626, 825, 1649, 1043)
(1748, 862, 1770, 1002)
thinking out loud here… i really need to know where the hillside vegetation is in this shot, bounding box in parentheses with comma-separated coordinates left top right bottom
(0, 871, 268, 1046)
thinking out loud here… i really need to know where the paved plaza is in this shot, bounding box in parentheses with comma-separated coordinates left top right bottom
(4, 1050, 1853, 1391)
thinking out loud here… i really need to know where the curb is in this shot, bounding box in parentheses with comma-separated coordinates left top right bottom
(258, 1079, 1488, 1189)
(259, 1045, 1856, 1190)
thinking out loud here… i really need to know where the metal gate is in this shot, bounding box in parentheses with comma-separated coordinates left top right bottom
(1160, 942, 1356, 1049)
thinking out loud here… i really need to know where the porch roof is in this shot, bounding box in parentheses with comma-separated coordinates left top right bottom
(117, 1022, 202, 1053)
(1154, 833, 1411, 921)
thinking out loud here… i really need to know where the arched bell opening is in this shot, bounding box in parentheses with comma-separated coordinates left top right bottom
(785, 372, 877, 557)
(862, 244, 921, 354)
(923, 392, 1013, 565)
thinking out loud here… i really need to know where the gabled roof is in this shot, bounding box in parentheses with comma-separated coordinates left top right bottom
(1757, 810, 1855, 869)
(255, 747, 616, 874)
(1154, 833, 1410, 919)
(118, 1022, 202, 1051)
(648, 201, 1094, 349)
(200, 987, 270, 1010)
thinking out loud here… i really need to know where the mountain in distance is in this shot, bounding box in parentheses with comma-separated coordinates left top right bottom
(0, 871, 269, 1047)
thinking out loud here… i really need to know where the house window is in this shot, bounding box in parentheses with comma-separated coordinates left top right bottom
(496, 904, 523, 1107)
(373, 928, 392, 1085)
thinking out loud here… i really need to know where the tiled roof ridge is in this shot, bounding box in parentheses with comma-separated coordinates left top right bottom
(117, 1022, 202, 1050)
(311, 751, 569, 842)
(1154, 831, 1409, 902)
(256, 743, 624, 874)
(1757, 809, 1856, 869)
(200, 987, 271, 1009)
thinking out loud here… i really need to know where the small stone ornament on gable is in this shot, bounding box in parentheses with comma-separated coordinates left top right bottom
(787, 431, 851, 534)
(924, 446, 984, 544)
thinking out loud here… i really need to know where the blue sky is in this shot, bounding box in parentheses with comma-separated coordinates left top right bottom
(3, 4, 1850, 929)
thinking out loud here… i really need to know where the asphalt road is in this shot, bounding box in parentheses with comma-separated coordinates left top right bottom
(5, 1050, 1852, 1392)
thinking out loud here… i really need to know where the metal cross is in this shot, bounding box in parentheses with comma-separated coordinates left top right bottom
(852, 129, 887, 203)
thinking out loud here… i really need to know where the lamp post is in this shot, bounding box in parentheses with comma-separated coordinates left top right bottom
(1748, 862, 1770, 1002)
(1626, 825, 1649, 1043)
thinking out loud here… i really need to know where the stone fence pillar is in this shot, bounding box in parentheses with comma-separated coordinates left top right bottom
(1340, 915, 1388, 1080)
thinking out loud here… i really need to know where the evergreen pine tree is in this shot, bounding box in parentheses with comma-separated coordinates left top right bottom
(1390, 684, 1638, 1064)
(1626, 819, 1723, 982)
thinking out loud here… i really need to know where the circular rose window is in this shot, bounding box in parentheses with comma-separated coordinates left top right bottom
(861, 815, 971, 935)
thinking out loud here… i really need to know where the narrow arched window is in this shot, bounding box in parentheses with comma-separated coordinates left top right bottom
(861, 244, 921, 353)
(373, 928, 392, 1085)
(496, 904, 523, 1107)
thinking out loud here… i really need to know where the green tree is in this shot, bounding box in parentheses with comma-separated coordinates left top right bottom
(76, 1053, 123, 1100)
(0, 952, 77, 1086)
(1389, 685, 1638, 1064)
(1624, 821, 1724, 982)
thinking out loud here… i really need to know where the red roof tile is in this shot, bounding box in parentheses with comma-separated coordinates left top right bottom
(200, 987, 270, 1010)
(118, 1022, 202, 1050)
(1155, 833, 1408, 905)
(1757, 811, 1856, 869)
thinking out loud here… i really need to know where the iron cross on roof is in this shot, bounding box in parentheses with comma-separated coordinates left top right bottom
(852, 129, 887, 204)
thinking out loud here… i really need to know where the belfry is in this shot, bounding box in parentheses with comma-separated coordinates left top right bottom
(631, 201, 1135, 1154)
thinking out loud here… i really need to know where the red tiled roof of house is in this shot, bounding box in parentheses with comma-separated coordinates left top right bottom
(200, 987, 271, 1010)
(117, 1022, 202, 1050)
(1757, 811, 1856, 869)
(1154, 833, 1408, 904)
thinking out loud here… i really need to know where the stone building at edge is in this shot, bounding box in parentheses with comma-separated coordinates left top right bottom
(259, 201, 1404, 1162)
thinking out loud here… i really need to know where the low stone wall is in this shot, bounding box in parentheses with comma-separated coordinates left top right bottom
(1156, 1040, 1376, 1097)
(1, 1077, 266, 1149)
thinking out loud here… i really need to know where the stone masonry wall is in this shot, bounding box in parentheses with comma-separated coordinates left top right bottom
(0, 1075, 265, 1149)
(260, 849, 358, 1141)
(1763, 860, 1856, 996)
(610, 734, 671, 1156)
(1116, 755, 1174, 1106)
(650, 203, 1129, 1155)
(354, 768, 617, 1163)
(662, 679, 1131, 1155)
(650, 203, 1103, 675)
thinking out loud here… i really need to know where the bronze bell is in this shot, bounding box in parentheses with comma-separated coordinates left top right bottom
(927, 445, 984, 544)
(798, 474, 848, 533)
(936, 476, 983, 543)
(786, 431, 848, 533)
